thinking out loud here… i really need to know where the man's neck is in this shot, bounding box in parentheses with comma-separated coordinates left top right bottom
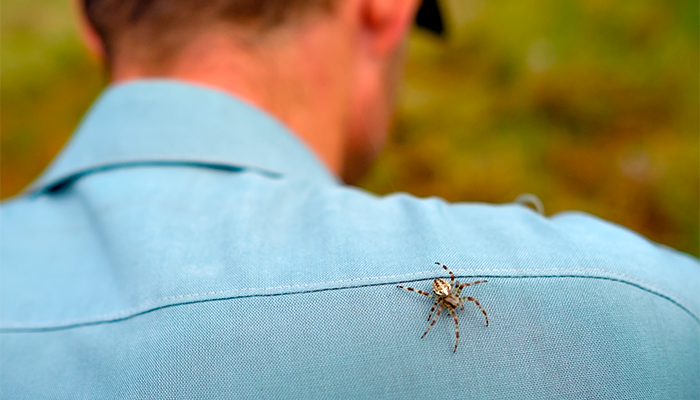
(110, 27, 353, 179)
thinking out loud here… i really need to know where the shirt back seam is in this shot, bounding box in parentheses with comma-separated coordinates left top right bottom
(1, 272, 697, 332)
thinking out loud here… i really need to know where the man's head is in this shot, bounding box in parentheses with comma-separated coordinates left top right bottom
(76, 0, 423, 183)
(81, 0, 340, 70)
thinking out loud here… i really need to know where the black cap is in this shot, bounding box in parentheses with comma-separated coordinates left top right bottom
(415, 0, 445, 36)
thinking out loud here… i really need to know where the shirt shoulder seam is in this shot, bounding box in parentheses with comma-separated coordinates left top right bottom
(1, 268, 697, 332)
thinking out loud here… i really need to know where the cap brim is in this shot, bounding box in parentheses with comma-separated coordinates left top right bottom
(415, 0, 445, 36)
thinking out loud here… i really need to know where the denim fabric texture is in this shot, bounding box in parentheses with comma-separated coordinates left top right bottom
(1, 81, 698, 399)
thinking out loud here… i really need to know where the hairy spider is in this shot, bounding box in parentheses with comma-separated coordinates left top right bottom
(397, 262, 488, 352)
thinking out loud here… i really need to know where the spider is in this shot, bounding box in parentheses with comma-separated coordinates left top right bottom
(397, 262, 488, 353)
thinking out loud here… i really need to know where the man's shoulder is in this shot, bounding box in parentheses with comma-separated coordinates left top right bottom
(3, 168, 700, 398)
(1, 167, 698, 331)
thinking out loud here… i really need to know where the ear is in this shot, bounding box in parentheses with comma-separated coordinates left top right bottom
(359, 0, 421, 55)
(70, 0, 106, 60)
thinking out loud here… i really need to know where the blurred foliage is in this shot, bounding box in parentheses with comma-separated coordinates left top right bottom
(2, 0, 105, 198)
(1, 0, 698, 257)
(360, 0, 699, 257)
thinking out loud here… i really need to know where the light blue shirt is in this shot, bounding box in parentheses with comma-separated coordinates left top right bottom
(2, 80, 698, 399)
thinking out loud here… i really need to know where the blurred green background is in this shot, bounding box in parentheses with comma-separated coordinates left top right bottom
(2, 0, 698, 257)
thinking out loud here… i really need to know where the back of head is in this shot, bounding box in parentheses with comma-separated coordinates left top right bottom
(83, 0, 336, 72)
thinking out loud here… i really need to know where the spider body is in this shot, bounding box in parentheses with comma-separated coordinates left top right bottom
(398, 262, 488, 353)
(432, 279, 451, 296)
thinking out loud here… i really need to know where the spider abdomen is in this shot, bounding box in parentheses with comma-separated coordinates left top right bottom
(432, 279, 451, 296)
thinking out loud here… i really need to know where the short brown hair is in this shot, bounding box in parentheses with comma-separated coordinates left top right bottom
(84, 0, 335, 69)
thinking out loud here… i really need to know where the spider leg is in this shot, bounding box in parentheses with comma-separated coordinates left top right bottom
(456, 280, 487, 309)
(397, 286, 435, 298)
(452, 286, 465, 310)
(421, 304, 443, 339)
(459, 280, 488, 289)
(427, 299, 440, 321)
(435, 262, 456, 287)
(461, 296, 489, 327)
(450, 308, 460, 353)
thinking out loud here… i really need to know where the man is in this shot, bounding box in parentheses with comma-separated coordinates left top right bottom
(1, 0, 698, 398)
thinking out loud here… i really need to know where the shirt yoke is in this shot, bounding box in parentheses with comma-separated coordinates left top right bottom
(1, 166, 698, 330)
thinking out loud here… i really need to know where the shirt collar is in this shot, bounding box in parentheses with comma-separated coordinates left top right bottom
(29, 79, 338, 194)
